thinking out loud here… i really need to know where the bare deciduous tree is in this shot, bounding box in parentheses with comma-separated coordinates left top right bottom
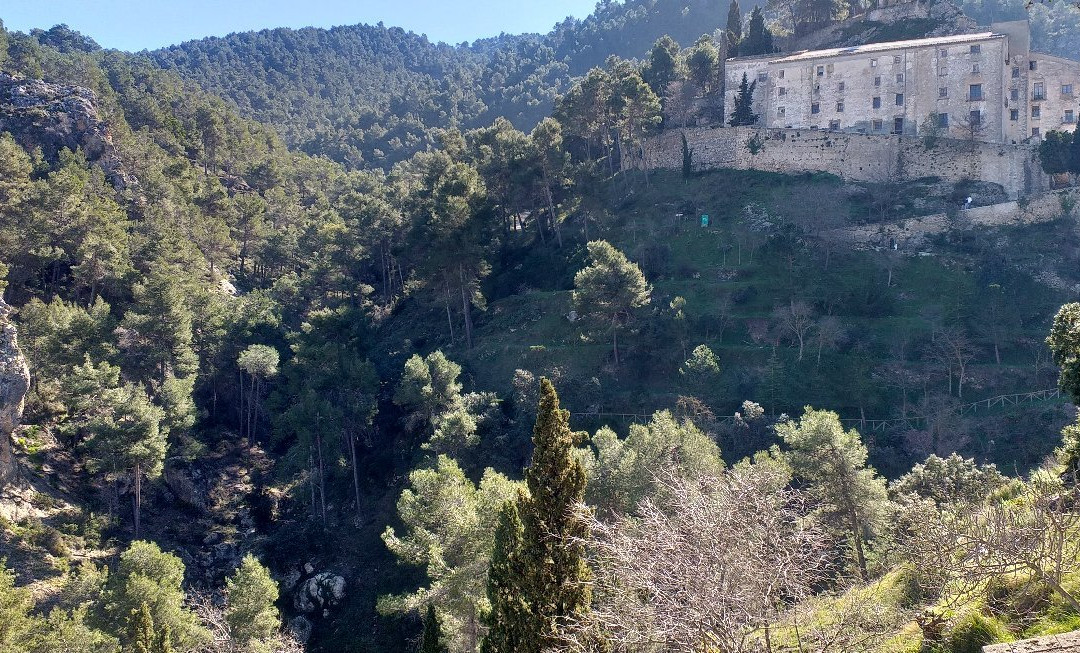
(904, 475, 1080, 614)
(773, 300, 816, 361)
(554, 463, 830, 653)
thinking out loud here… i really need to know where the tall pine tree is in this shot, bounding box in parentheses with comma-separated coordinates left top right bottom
(482, 379, 591, 653)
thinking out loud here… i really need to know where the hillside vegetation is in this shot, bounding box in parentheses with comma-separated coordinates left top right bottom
(1, 3, 1080, 653)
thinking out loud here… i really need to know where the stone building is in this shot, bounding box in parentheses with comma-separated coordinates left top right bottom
(724, 21, 1080, 144)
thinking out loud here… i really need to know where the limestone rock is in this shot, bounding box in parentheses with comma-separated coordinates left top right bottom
(293, 572, 346, 614)
(163, 458, 207, 512)
(0, 72, 136, 192)
(0, 304, 30, 486)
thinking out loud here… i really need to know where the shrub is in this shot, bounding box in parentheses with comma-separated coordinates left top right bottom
(945, 611, 1012, 653)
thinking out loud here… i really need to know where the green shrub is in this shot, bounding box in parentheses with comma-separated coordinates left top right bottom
(945, 612, 1012, 653)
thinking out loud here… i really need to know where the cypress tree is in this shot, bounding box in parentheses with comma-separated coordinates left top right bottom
(420, 604, 448, 653)
(480, 504, 529, 653)
(155, 623, 173, 653)
(743, 7, 775, 56)
(131, 602, 155, 653)
(728, 73, 759, 126)
(482, 379, 591, 653)
(681, 132, 693, 179)
(726, 0, 743, 55)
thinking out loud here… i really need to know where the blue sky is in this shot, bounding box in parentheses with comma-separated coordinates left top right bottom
(1, 0, 602, 51)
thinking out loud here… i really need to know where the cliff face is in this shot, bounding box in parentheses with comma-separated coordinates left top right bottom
(0, 72, 135, 191)
(0, 303, 29, 486)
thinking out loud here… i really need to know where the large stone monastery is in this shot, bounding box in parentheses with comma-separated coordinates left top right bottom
(725, 20, 1080, 144)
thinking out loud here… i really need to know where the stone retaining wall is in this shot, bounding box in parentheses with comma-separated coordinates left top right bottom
(829, 187, 1077, 247)
(632, 126, 1049, 199)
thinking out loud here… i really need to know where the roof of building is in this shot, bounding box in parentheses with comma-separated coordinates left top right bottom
(983, 631, 1080, 653)
(727, 31, 1003, 66)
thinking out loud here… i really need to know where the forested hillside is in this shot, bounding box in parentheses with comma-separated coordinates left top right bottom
(2, 3, 1080, 653)
(148, 0, 730, 167)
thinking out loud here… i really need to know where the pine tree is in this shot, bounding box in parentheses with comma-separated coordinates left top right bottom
(482, 380, 592, 653)
(131, 602, 155, 653)
(420, 604, 449, 653)
(728, 73, 759, 127)
(225, 554, 281, 648)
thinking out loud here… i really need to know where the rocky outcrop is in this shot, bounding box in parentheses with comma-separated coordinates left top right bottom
(291, 566, 346, 618)
(0, 301, 30, 486)
(0, 72, 136, 191)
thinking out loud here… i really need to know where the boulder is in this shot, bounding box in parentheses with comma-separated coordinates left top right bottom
(0, 303, 30, 486)
(288, 616, 313, 643)
(293, 572, 346, 615)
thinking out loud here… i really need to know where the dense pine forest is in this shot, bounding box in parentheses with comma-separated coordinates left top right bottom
(2, 0, 1080, 651)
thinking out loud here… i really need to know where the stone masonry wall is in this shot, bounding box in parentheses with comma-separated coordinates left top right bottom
(633, 126, 1048, 198)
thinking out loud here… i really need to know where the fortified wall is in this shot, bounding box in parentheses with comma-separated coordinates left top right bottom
(631, 126, 1049, 198)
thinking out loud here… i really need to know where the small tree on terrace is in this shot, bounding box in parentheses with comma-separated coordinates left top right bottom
(573, 240, 652, 366)
(728, 73, 758, 127)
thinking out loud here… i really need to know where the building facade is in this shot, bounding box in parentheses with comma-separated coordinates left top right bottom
(724, 21, 1080, 144)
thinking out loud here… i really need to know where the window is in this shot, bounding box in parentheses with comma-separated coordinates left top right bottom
(758, 72, 768, 82)
(893, 117, 904, 134)
(969, 109, 982, 129)
(872, 119, 883, 131)
(1034, 82, 1045, 100)
(1030, 60, 1037, 70)
(817, 65, 824, 77)
(1010, 109, 1019, 121)
(939, 87, 948, 98)
(969, 83, 983, 100)
(1012, 66, 1020, 78)
(814, 83, 821, 93)
(874, 75, 881, 87)
(837, 101, 844, 112)
(1062, 84, 1073, 96)
(972, 63, 980, 73)
(1032, 127, 1040, 137)
(1065, 110, 1076, 124)
(893, 55, 901, 64)
(778, 87, 787, 96)
(873, 96, 881, 109)
(896, 73, 905, 83)
(829, 119, 841, 130)
(1011, 88, 1019, 101)
(838, 81, 845, 92)
(777, 107, 786, 117)
(1032, 105, 1041, 118)
(895, 93, 904, 106)
(870, 58, 877, 67)
(778, 69, 785, 79)
(811, 102, 820, 114)
(970, 44, 981, 54)
(939, 48, 948, 57)
(937, 112, 949, 128)
(939, 67, 948, 76)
